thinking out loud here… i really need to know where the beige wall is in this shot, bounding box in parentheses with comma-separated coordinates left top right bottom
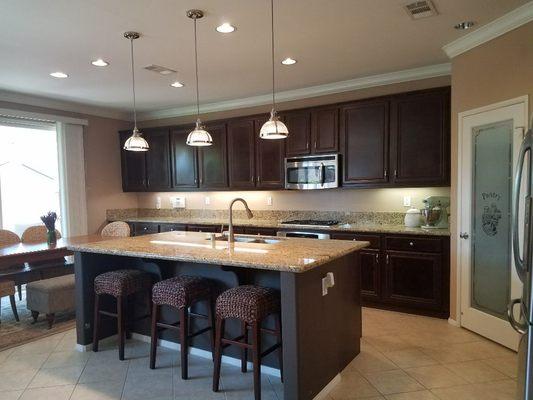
(0, 100, 136, 234)
(450, 22, 533, 319)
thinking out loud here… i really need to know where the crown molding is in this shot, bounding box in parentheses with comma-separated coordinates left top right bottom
(137, 63, 451, 121)
(443, 2, 533, 58)
(0, 89, 131, 121)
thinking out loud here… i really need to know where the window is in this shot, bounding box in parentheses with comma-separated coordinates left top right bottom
(0, 120, 61, 236)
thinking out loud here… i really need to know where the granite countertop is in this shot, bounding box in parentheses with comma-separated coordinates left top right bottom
(113, 216, 450, 237)
(67, 231, 368, 273)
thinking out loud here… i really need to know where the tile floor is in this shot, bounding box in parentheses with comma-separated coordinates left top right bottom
(0, 307, 519, 400)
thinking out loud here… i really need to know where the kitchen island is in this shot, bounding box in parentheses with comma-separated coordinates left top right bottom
(68, 231, 368, 400)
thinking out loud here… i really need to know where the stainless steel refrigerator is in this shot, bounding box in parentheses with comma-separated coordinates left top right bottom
(510, 123, 533, 399)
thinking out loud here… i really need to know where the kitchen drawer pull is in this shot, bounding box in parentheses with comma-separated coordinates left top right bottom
(386, 254, 389, 264)
(375, 254, 379, 263)
(409, 241, 414, 246)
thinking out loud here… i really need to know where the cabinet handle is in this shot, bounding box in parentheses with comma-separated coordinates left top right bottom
(252, 176, 255, 184)
(386, 254, 389, 264)
(143, 227, 147, 231)
(314, 140, 317, 149)
(460, 232, 469, 239)
(394, 169, 398, 178)
(375, 253, 379, 263)
(306, 141, 310, 149)
(384, 169, 388, 178)
(194, 178, 198, 184)
(257, 175, 261, 184)
(409, 241, 414, 247)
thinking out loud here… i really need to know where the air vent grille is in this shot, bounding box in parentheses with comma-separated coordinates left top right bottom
(144, 65, 177, 75)
(404, 0, 438, 19)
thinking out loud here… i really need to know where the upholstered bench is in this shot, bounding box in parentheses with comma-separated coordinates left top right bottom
(26, 274, 75, 329)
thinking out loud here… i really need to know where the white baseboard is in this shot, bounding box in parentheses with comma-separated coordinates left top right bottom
(448, 318, 460, 327)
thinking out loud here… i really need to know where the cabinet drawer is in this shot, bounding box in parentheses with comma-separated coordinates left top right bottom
(385, 236, 442, 253)
(134, 222, 159, 236)
(159, 224, 187, 233)
(244, 227, 278, 236)
(330, 232, 381, 250)
(186, 224, 218, 233)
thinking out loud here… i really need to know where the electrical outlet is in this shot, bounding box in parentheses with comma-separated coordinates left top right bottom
(403, 196, 411, 207)
(156, 197, 162, 210)
(204, 196, 211, 206)
(171, 197, 186, 209)
(266, 196, 273, 206)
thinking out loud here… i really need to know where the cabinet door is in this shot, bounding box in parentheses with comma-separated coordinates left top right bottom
(244, 227, 278, 236)
(144, 128, 171, 191)
(341, 99, 389, 185)
(284, 110, 311, 156)
(254, 118, 285, 188)
(228, 119, 256, 188)
(198, 124, 228, 189)
(390, 88, 450, 186)
(159, 223, 186, 232)
(384, 251, 443, 311)
(360, 249, 381, 301)
(133, 222, 159, 236)
(119, 131, 147, 191)
(170, 127, 198, 189)
(312, 106, 339, 154)
(186, 224, 218, 233)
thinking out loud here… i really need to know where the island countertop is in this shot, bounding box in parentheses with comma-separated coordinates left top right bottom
(67, 231, 369, 273)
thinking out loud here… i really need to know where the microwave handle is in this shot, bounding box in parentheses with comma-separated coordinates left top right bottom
(319, 163, 325, 186)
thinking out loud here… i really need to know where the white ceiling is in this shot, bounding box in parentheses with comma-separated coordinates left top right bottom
(0, 0, 528, 118)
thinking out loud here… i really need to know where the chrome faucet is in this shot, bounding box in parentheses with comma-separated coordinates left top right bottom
(228, 198, 254, 243)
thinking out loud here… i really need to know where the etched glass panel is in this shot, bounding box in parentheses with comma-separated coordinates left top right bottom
(471, 120, 513, 318)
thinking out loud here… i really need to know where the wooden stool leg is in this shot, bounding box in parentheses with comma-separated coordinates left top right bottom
(9, 295, 19, 322)
(149, 303, 159, 369)
(212, 317, 224, 392)
(179, 307, 189, 379)
(241, 321, 248, 373)
(17, 285, 22, 301)
(252, 321, 262, 400)
(46, 313, 55, 329)
(207, 298, 216, 361)
(117, 295, 125, 361)
(31, 310, 39, 324)
(92, 294, 100, 352)
(275, 313, 283, 382)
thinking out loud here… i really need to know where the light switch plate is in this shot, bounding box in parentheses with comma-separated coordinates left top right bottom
(204, 196, 211, 206)
(156, 197, 162, 210)
(266, 196, 273, 206)
(403, 196, 411, 207)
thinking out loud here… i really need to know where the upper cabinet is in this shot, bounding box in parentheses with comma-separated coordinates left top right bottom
(284, 106, 339, 157)
(390, 88, 450, 186)
(170, 126, 198, 189)
(198, 124, 228, 189)
(143, 128, 172, 191)
(227, 118, 256, 189)
(254, 117, 285, 189)
(119, 130, 147, 192)
(341, 99, 389, 186)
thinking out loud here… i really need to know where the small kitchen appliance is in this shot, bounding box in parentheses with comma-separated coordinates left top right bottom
(421, 196, 450, 229)
(404, 208, 421, 228)
(285, 154, 339, 190)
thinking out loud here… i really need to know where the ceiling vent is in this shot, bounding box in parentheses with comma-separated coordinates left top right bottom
(404, 0, 438, 20)
(143, 64, 177, 75)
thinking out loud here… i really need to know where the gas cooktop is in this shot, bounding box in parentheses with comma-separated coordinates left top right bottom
(280, 219, 340, 227)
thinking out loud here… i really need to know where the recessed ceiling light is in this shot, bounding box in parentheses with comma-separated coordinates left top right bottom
(281, 57, 297, 65)
(50, 72, 68, 78)
(454, 21, 475, 30)
(170, 81, 184, 88)
(91, 58, 109, 67)
(216, 23, 236, 33)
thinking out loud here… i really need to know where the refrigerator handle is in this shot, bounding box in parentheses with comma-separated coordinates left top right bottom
(507, 298, 528, 334)
(512, 131, 532, 282)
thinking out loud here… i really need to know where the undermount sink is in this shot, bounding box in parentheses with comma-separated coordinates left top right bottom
(207, 235, 282, 245)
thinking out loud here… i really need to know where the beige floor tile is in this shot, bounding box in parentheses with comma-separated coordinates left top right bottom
(42, 350, 90, 369)
(122, 373, 173, 400)
(78, 359, 129, 384)
(444, 360, 508, 383)
(482, 355, 518, 378)
(385, 390, 440, 400)
(431, 379, 517, 400)
(363, 369, 424, 395)
(19, 385, 75, 400)
(0, 353, 49, 372)
(405, 365, 467, 389)
(28, 365, 85, 389)
(70, 380, 124, 400)
(10, 337, 60, 356)
(347, 348, 399, 374)
(0, 390, 23, 400)
(383, 348, 439, 369)
(0, 369, 38, 392)
(0, 349, 14, 365)
(364, 336, 412, 353)
(329, 372, 382, 399)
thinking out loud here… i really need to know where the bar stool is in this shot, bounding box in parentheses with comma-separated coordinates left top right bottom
(213, 285, 283, 400)
(92, 269, 152, 360)
(149, 275, 215, 379)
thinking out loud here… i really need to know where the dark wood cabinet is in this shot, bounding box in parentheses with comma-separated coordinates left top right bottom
(186, 224, 218, 233)
(159, 223, 187, 232)
(227, 119, 256, 188)
(284, 110, 312, 156)
(244, 227, 278, 236)
(341, 99, 389, 186)
(132, 222, 159, 236)
(360, 250, 381, 300)
(390, 88, 450, 186)
(254, 117, 285, 189)
(170, 126, 198, 189)
(198, 124, 228, 189)
(144, 128, 171, 191)
(312, 106, 339, 154)
(119, 130, 147, 192)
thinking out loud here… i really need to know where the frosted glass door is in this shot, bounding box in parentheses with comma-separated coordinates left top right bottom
(471, 120, 513, 319)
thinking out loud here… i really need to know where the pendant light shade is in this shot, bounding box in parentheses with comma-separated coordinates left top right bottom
(123, 31, 149, 152)
(260, 0, 288, 140)
(186, 9, 212, 147)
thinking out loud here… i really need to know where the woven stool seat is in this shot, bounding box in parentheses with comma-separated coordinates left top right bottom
(216, 285, 280, 324)
(94, 269, 152, 297)
(152, 275, 211, 309)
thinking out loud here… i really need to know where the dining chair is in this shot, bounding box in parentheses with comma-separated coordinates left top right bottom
(0, 229, 21, 322)
(21, 226, 62, 244)
(101, 221, 131, 238)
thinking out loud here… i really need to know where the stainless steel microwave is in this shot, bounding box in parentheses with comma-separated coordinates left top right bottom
(285, 154, 339, 190)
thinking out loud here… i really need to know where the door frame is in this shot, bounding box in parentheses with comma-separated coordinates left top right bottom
(455, 95, 529, 340)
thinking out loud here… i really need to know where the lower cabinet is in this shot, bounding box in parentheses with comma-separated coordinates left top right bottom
(360, 249, 381, 301)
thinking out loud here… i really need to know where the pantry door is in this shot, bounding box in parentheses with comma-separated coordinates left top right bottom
(458, 96, 528, 350)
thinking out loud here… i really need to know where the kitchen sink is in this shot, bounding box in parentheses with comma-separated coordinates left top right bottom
(207, 235, 282, 244)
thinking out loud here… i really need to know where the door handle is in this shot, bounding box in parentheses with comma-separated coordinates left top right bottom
(507, 298, 527, 334)
(459, 232, 469, 239)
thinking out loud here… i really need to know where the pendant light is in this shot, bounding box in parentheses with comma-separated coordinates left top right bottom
(260, 0, 288, 140)
(123, 31, 149, 152)
(186, 10, 213, 147)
